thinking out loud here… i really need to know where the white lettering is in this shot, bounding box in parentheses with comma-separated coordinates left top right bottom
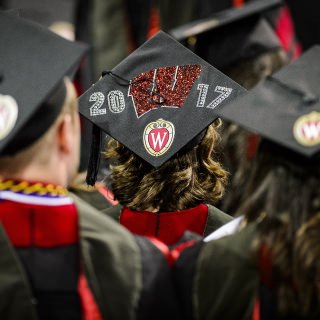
(302, 122, 320, 139)
(206, 86, 233, 109)
(89, 92, 106, 116)
(196, 85, 232, 109)
(151, 132, 167, 149)
(108, 90, 125, 113)
(196, 84, 209, 108)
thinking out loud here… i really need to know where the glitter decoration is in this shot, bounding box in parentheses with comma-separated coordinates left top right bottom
(89, 92, 106, 116)
(108, 90, 126, 113)
(129, 64, 201, 118)
(196, 84, 209, 108)
(206, 86, 233, 109)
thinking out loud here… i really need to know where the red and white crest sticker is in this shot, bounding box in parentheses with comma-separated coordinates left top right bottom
(0, 95, 18, 140)
(293, 111, 320, 146)
(143, 119, 175, 157)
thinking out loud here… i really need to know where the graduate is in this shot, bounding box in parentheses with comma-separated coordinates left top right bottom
(174, 45, 320, 320)
(78, 31, 245, 245)
(0, 12, 180, 320)
(170, 0, 288, 214)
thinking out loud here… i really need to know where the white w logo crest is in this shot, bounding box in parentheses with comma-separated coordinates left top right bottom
(302, 122, 320, 140)
(150, 132, 168, 150)
(143, 119, 175, 156)
(293, 112, 320, 146)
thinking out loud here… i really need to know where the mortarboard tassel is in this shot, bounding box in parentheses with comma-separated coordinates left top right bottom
(86, 124, 102, 186)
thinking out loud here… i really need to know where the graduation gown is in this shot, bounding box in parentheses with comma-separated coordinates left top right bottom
(0, 179, 180, 320)
(103, 204, 233, 245)
(174, 224, 259, 320)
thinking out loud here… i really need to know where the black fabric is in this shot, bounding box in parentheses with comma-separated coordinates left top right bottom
(16, 245, 81, 320)
(171, 231, 202, 248)
(86, 124, 102, 186)
(134, 236, 181, 320)
(170, 0, 282, 70)
(0, 224, 38, 319)
(259, 284, 277, 320)
(74, 0, 95, 172)
(2, 80, 66, 155)
(173, 242, 204, 320)
(78, 31, 245, 168)
(125, 0, 152, 47)
(286, 0, 320, 51)
(195, 17, 279, 70)
(215, 45, 320, 158)
(197, 0, 232, 18)
(16, 245, 79, 291)
(36, 292, 81, 320)
(0, 11, 87, 155)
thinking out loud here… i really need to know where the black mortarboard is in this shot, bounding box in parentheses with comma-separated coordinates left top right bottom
(0, 11, 87, 155)
(170, 0, 283, 70)
(78, 31, 245, 185)
(215, 45, 320, 158)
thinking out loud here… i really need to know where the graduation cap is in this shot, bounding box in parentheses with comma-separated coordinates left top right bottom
(215, 45, 320, 158)
(169, 0, 283, 70)
(78, 31, 246, 185)
(0, 11, 87, 155)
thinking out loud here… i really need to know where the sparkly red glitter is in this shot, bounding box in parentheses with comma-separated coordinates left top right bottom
(129, 64, 201, 117)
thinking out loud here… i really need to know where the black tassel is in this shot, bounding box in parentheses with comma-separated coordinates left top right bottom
(86, 124, 101, 186)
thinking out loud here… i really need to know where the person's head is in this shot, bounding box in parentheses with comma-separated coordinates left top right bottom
(218, 45, 287, 213)
(0, 11, 87, 186)
(0, 78, 80, 186)
(170, 0, 285, 74)
(170, 0, 289, 213)
(78, 31, 245, 209)
(216, 45, 320, 317)
(105, 120, 227, 211)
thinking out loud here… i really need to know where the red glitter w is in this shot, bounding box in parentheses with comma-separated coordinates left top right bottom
(129, 65, 201, 118)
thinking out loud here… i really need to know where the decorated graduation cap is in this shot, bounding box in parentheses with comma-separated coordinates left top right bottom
(0, 11, 87, 155)
(78, 31, 245, 185)
(215, 45, 320, 158)
(170, 0, 283, 70)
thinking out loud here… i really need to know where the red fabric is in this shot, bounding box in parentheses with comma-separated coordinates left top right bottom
(246, 134, 260, 160)
(0, 201, 78, 247)
(259, 243, 274, 287)
(120, 204, 208, 246)
(233, 0, 245, 8)
(147, 6, 160, 39)
(78, 272, 103, 320)
(252, 297, 260, 320)
(275, 6, 302, 61)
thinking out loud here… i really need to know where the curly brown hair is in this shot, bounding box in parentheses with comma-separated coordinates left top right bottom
(237, 140, 320, 318)
(104, 120, 228, 212)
